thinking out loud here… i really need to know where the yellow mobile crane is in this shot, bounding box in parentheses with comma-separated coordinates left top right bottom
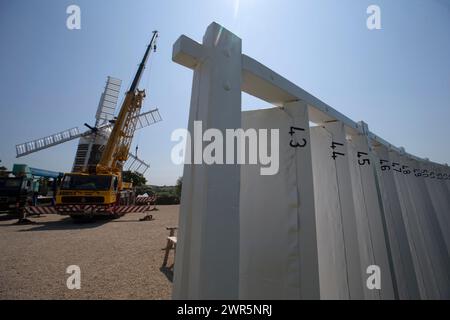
(55, 31, 158, 219)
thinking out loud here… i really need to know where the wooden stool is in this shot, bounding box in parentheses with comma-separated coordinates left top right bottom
(162, 227, 178, 267)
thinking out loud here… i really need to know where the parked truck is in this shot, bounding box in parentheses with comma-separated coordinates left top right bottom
(0, 164, 62, 217)
(0, 175, 33, 213)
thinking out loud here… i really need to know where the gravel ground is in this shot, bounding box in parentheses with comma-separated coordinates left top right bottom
(0, 205, 179, 300)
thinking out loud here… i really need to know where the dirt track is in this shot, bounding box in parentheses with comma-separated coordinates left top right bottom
(0, 205, 179, 299)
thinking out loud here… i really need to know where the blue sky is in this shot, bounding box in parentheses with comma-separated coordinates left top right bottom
(0, 0, 449, 185)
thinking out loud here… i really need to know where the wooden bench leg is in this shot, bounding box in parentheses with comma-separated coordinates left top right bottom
(162, 239, 172, 267)
(170, 244, 177, 268)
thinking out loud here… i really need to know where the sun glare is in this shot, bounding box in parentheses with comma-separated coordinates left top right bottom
(233, 0, 241, 19)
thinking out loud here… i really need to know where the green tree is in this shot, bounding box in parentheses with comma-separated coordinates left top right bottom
(0, 166, 8, 177)
(122, 171, 147, 186)
(175, 176, 182, 198)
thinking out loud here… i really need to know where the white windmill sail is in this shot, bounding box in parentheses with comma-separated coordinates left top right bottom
(15, 76, 122, 159)
(16, 127, 83, 157)
(15, 76, 161, 176)
(95, 76, 122, 125)
(94, 108, 162, 132)
(15, 109, 162, 159)
(125, 153, 150, 175)
(73, 76, 123, 172)
(135, 108, 162, 130)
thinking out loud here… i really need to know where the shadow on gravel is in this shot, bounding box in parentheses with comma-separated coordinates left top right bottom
(0, 214, 50, 225)
(110, 216, 155, 223)
(160, 266, 174, 283)
(0, 213, 18, 222)
(17, 217, 110, 232)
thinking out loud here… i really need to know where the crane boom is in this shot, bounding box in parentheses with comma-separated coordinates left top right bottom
(97, 31, 158, 177)
(129, 31, 159, 93)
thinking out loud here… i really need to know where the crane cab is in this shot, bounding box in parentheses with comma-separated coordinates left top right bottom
(56, 173, 119, 206)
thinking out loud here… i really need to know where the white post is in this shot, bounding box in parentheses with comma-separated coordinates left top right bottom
(172, 23, 242, 299)
(347, 122, 395, 300)
(239, 101, 320, 299)
(412, 159, 450, 299)
(322, 121, 365, 299)
(283, 101, 320, 299)
(421, 161, 450, 255)
(390, 151, 439, 299)
(373, 145, 421, 299)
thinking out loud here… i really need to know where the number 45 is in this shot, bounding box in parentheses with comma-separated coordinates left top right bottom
(357, 151, 371, 166)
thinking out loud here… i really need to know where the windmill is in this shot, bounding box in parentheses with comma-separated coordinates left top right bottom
(15, 76, 162, 175)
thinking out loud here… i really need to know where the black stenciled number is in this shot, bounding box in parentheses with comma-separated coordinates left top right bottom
(380, 159, 391, 171)
(392, 162, 402, 173)
(289, 126, 307, 148)
(422, 169, 429, 178)
(413, 169, 422, 177)
(402, 165, 411, 175)
(357, 151, 370, 166)
(437, 173, 443, 180)
(331, 141, 345, 160)
(429, 172, 436, 179)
